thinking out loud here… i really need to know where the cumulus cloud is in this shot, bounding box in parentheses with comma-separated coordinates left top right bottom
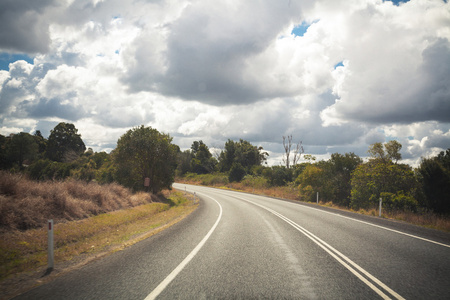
(122, 1, 308, 105)
(0, 0, 449, 167)
(320, 0, 450, 126)
(0, 0, 56, 54)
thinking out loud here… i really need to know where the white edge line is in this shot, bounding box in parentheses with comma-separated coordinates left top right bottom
(144, 193, 223, 300)
(293, 201, 450, 248)
(210, 187, 450, 249)
(240, 197, 404, 300)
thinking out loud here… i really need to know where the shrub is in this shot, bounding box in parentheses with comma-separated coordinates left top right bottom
(229, 163, 246, 182)
(262, 166, 292, 186)
(381, 191, 418, 212)
(241, 175, 268, 189)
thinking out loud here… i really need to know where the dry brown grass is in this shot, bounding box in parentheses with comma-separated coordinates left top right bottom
(382, 210, 450, 232)
(0, 189, 197, 299)
(0, 171, 154, 231)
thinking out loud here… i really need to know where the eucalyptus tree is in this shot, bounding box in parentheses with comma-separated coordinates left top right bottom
(114, 125, 178, 193)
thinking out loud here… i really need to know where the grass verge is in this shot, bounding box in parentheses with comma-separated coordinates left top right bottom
(0, 190, 197, 300)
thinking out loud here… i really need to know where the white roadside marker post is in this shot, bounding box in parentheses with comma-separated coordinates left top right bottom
(317, 192, 319, 204)
(48, 219, 54, 270)
(379, 197, 382, 217)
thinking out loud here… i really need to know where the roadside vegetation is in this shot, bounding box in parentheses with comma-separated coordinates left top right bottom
(0, 123, 195, 298)
(0, 171, 155, 230)
(176, 139, 450, 232)
(1, 123, 449, 284)
(0, 121, 449, 298)
(0, 181, 196, 297)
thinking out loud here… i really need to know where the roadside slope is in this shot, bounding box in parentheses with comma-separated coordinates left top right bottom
(0, 190, 198, 300)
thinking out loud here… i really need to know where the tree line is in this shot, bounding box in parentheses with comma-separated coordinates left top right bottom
(1, 123, 449, 214)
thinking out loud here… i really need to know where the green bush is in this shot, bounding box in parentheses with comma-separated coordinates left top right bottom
(229, 163, 246, 182)
(241, 175, 269, 189)
(27, 159, 74, 181)
(380, 191, 418, 212)
(261, 166, 293, 187)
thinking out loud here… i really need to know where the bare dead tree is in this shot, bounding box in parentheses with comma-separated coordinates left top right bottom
(282, 135, 292, 169)
(292, 140, 304, 166)
(282, 135, 304, 168)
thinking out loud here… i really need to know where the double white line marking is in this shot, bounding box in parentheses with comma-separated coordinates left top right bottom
(237, 196, 405, 300)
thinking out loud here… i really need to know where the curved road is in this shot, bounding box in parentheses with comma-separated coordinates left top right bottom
(15, 184, 450, 299)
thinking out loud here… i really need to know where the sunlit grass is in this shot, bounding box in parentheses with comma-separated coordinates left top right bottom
(0, 187, 197, 283)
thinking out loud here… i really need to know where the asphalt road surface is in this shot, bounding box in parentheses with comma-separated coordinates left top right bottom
(14, 184, 450, 299)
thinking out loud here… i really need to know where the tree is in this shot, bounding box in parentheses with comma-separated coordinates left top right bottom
(229, 162, 246, 182)
(321, 153, 362, 206)
(282, 135, 303, 169)
(350, 142, 417, 210)
(295, 164, 324, 202)
(190, 140, 216, 174)
(417, 149, 450, 214)
(33, 130, 47, 155)
(368, 140, 402, 163)
(46, 122, 86, 162)
(0, 134, 12, 169)
(351, 161, 418, 210)
(385, 140, 402, 163)
(9, 132, 38, 168)
(219, 139, 268, 172)
(113, 126, 178, 193)
(262, 165, 293, 186)
(176, 150, 194, 176)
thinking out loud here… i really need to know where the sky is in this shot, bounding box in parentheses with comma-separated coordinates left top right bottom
(0, 0, 449, 167)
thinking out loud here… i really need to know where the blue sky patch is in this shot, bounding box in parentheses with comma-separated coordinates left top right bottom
(334, 61, 344, 69)
(0, 53, 34, 71)
(291, 20, 318, 37)
(383, 0, 410, 6)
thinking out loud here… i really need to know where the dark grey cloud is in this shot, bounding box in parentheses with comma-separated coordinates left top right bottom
(0, 0, 56, 54)
(16, 97, 86, 121)
(416, 38, 450, 123)
(34, 119, 59, 138)
(123, 1, 304, 105)
(424, 131, 450, 149)
(361, 38, 450, 124)
(324, 38, 450, 126)
(375, 39, 450, 124)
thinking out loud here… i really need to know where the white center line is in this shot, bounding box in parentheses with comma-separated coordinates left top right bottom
(234, 195, 405, 300)
(214, 187, 450, 248)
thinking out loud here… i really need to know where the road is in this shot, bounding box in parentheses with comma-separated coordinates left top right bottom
(14, 184, 450, 299)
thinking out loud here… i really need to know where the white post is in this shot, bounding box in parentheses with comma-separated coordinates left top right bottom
(316, 192, 319, 204)
(48, 219, 54, 270)
(379, 198, 382, 217)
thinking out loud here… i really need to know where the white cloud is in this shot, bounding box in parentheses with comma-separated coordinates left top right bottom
(320, 0, 450, 125)
(0, 0, 448, 167)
